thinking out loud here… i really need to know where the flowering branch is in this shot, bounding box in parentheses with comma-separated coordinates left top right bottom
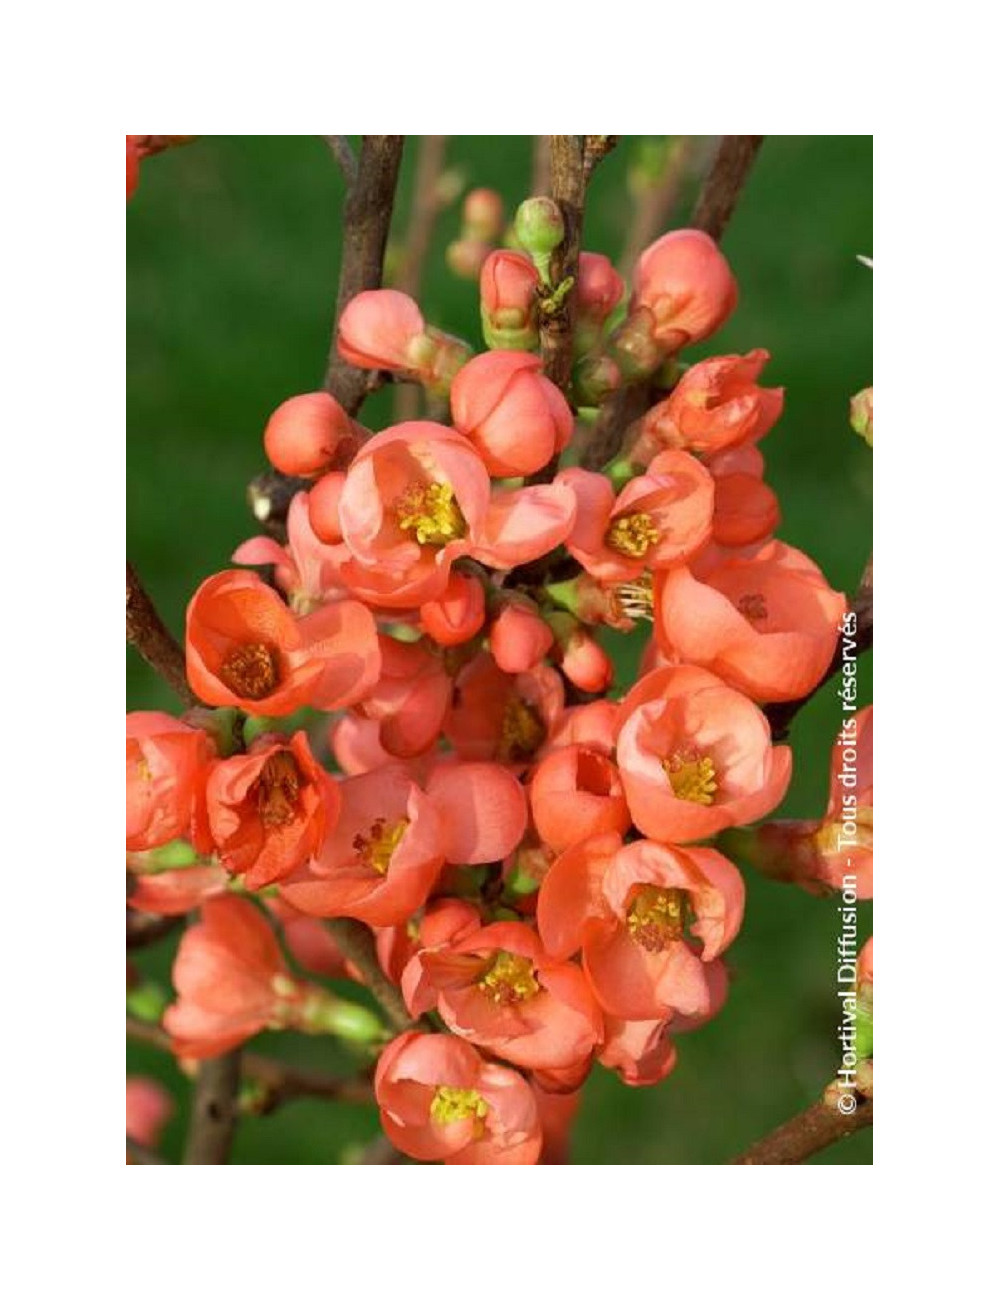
(691, 135, 765, 241)
(323, 135, 406, 415)
(183, 1050, 241, 1164)
(765, 554, 873, 740)
(731, 1090, 873, 1164)
(126, 561, 196, 706)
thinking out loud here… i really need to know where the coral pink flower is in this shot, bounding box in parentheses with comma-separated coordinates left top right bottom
(233, 492, 348, 614)
(328, 714, 429, 778)
(450, 351, 574, 478)
(537, 832, 744, 1020)
(186, 569, 380, 716)
(337, 289, 428, 371)
(127, 712, 213, 852)
(307, 472, 346, 544)
(262, 392, 360, 479)
(631, 229, 738, 354)
(654, 541, 847, 703)
(267, 898, 351, 981)
(355, 634, 452, 759)
(529, 744, 630, 852)
(163, 896, 304, 1058)
(128, 865, 228, 916)
(205, 731, 338, 890)
(281, 762, 526, 926)
(616, 664, 792, 842)
(403, 920, 603, 1076)
(336, 423, 575, 608)
(445, 654, 564, 768)
(543, 700, 620, 757)
(577, 252, 625, 325)
(489, 602, 554, 674)
(598, 1017, 678, 1087)
(479, 250, 540, 350)
(375, 1032, 542, 1164)
(707, 445, 780, 547)
(558, 449, 714, 583)
(558, 628, 614, 694)
(534, 1085, 582, 1163)
(126, 1077, 173, 1155)
(633, 349, 783, 461)
(419, 571, 486, 647)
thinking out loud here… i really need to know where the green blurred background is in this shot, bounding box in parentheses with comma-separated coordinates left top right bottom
(127, 136, 873, 1164)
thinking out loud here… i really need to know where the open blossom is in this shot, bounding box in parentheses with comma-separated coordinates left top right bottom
(262, 392, 360, 478)
(205, 731, 338, 890)
(375, 1032, 542, 1164)
(654, 541, 847, 703)
(633, 349, 783, 462)
(479, 250, 540, 351)
(163, 896, 306, 1059)
(403, 920, 603, 1081)
(186, 569, 380, 715)
(529, 744, 630, 852)
(537, 833, 744, 1021)
(355, 634, 452, 759)
(631, 229, 738, 354)
(127, 712, 213, 852)
(557, 449, 714, 583)
(451, 351, 574, 479)
(281, 762, 526, 926)
(234, 492, 347, 613)
(616, 664, 792, 842)
(445, 654, 564, 768)
(335, 422, 576, 608)
(707, 445, 780, 548)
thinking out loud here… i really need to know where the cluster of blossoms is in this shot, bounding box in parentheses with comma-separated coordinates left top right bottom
(127, 190, 871, 1163)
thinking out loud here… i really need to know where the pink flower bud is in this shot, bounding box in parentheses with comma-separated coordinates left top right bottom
(451, 350, 573, 478)
(337, 289, 428, 371)
(577, 252, 624, 323)
(263, 392, 359, 479)
(306, 471, 346, 544)
(633, 229, 738, 354)
(446, 237, 492, 280)
(480, 250, 540, 351)
(489, 602, 554, 674)
(560, 629, 613, 693)
(420, 571, 486, 647)
(463, 188, 504, 242)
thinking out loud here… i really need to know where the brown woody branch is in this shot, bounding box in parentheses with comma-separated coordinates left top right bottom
(183, 1050, 242, 1164)
(691, 135, 765, 242)
(126, 561, 196, 706)
(326, 918, 422, 1032)
(731, 1092, 873, 1164)
(531, 137, 552, 197)
(765, 554, 873, 741)
(583, 135, 619, 182)
(323, 135, 405, 415)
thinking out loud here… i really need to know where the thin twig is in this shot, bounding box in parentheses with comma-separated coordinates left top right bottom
(731, 1093, 873, 1164)
(538, 135, 587, 395)
(531, 137, 551, 196)
(324, 135, 358, 186)
(582, 135, 619, 182)
(183, 1051, 242, 1164)
(765, 555, 873, 740)
(691, 135, 765, 242)
(323, 135, 405, 415)
(126, 561, 196, 706)
(325, 919, 421, 1032)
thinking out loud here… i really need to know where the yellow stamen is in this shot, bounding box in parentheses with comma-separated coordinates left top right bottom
(136, 757, 152, 782)
(615, 572, 654, 622)
(352, 817, 408, 875)
(219, 642, 279, 700)
(605, 511, 660, 558)
(255, 752, 301, 827)
(478, 951, 540, 1005)
(396, 482, 466, 546)
(499, 696, 546, 763)
(626, 885, 687, 953)
(737, 592, 768, 622)
(430, 1085, 489, 1131)
(664, 754, 718, 806)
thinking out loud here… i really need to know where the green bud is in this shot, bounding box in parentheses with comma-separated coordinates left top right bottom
(603, 455, 639, 492)
(299, 990, 385, 1045)
(146, 839, 200, 871)
(127, 981, 169, 1024)
(605, 309, 664, 382)
(849, 387, 873, 447)
(481, 307, 540, 353)
(514, 197, 565, 286)
(573, 354, 622, 406)
(545, 578, 580, 616)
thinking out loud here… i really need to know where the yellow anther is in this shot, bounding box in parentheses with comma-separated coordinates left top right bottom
(219, 642, 279, 700)
(626, 885, 687, 953)
(499, 696, 546, 763)
(430, 1085, 490, 1130)
(605, 511, 660, 558)
(396, 482, 466, 546)
(664, 754, 718, 806)
(352, 818, 408, 875)
(478, 951, 540, 1005)
(737, 592, 768, 622)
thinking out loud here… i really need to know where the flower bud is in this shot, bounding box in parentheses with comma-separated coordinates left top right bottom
(549, 614, 614, 693)
(450, 350, 572, 477)
(850, 386, 873, 446)
(337, 289, 428, 372)
(446, 237, 492, 280)
(576, 252, 624, 325)
(480, 250, 540, 350)
(306, 471, 346, 543)
(420, 571, 486, 646)
(298, 990, 385, 1044)
(263, 392, 359, 478)
(489, 601, 554, 673)
(514, 197, 565, 284)
(463, 187, 505, 242)
(422, 329, 474, 398)
(632, 228, 738, 354)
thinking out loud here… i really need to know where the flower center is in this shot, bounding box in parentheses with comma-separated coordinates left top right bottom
(626, 885, 687, 953)
(430, 1085, 489, 1131)
(499, 696, 546, 762)
(605, 511, 660, 558)
(614, 572, 654, 622)
(352, 817, 408, 875)
(664, 752, 718, 805)
(255, 751, 301, 827)
(478, 951, 540, 1004)
(219, 642, 279, 700)
(396, 482, 466, 546)
(737, 592, 768, 623)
